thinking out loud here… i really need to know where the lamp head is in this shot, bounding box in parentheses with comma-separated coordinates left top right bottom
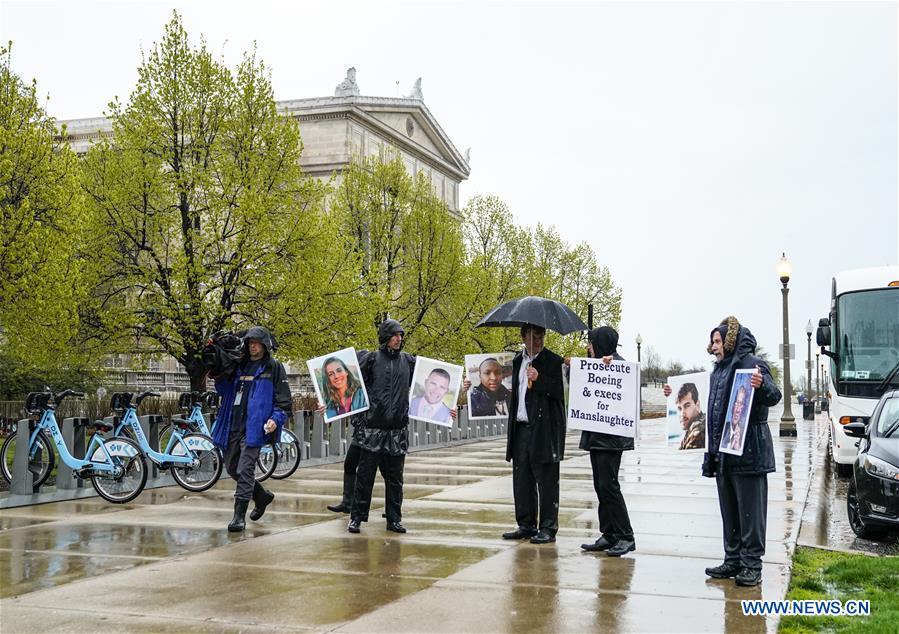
(776, 252, 792, 286)
(635, 333, 643, 346)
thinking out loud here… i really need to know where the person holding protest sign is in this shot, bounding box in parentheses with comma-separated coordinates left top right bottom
(341, 319, 415, 533)
(578, 326, 636, 557)
(664, 316, 781, 586)
(503, 325, 566, 545)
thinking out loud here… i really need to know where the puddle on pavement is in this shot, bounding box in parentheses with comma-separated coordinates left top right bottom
(0, 549, 156, 598)
(0, 523, 232, 558)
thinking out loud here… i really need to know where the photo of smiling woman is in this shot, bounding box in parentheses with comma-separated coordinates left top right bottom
(307, 348, 370, 423)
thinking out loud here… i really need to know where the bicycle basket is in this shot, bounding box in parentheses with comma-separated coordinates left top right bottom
(109, 392, 133, 413)
(178, 392, 195, 410)
(24, 392, 51, 415)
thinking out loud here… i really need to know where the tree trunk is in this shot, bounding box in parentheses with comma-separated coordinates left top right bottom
(184, 358, 209, 393)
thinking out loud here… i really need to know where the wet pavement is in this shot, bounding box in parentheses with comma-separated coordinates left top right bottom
(2, 406, 821, 632)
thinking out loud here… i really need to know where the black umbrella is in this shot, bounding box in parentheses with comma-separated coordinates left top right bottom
(475, 296, 587, 335)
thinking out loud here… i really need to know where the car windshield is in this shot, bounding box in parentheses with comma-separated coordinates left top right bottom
(835, 289, 899, 382)
(877, 397, 899, 437)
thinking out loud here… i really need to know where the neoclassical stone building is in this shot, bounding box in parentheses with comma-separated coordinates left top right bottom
(62, 68, 470, 212)
(61, 68, 470, 391)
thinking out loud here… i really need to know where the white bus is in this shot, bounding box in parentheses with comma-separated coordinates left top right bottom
(816, 266, 899, 475)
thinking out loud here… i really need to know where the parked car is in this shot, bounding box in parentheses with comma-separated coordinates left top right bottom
(844, 389, 899, 540)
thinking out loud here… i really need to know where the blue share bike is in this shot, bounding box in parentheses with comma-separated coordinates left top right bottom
(109, 391, 223, 493)
(161, 391, 301, 481)
(0, 389, 148, 503)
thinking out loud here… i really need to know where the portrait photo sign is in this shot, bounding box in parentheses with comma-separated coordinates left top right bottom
(718, 369, 756, 456)
(666, 372, 710, 451)
(464, 352, 515, 419)
(307, 347, 369, 423)
(567, 357, 639, 438)
(409, 357, 463, 428)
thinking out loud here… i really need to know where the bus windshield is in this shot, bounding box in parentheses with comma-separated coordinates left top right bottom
(836, 288, 899, 382)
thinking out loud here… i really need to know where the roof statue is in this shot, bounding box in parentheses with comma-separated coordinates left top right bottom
(407, 77, 423, 101)
(335, 67, 360, 97)
(463, 148, 471, 163)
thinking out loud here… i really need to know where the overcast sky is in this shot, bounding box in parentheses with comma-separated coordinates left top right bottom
(3, 0, 897, 380)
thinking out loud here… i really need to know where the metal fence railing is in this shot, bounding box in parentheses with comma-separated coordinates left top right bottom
(1, 406, 505, 507)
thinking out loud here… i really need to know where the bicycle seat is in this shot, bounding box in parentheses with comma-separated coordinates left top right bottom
(170, 418, 194, 430)
(90, 420, 115, 433)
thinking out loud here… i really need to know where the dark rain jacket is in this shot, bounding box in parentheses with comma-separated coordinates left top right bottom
(702, 326, 782, 477)
(579, 327, 635, 452)
(354, 319, 416, 455)
(505, 348, 566, 464)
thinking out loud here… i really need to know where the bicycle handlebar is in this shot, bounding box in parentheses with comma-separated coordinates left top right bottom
(133, 391, 160, 407)
(55, 389, 85, 405)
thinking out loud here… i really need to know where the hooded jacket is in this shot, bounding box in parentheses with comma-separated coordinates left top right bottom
(212, 326, 292, 449)
(702, 317, 782, 476)
(578, 327, 635, 452)
(353, 319, 417, 455)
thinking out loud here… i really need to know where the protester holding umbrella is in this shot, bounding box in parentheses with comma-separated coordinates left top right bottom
(476, 296, 585, 545)
(579, 326, 636, 557)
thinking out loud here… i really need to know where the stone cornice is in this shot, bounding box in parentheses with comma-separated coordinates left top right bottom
(57, 95, 470, 180)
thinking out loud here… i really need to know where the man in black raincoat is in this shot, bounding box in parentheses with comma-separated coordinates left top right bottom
(579, 326, 636, 557)
(347, 319, 424, 534)
(503, 325, 566, 544)
(666, 316, 781, 586)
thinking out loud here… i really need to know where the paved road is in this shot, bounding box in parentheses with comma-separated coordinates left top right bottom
(798, 414, 899, 556)
(1, 409, 816, 633)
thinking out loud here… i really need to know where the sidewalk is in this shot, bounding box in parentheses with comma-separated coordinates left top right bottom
(1, 407, 815, 633)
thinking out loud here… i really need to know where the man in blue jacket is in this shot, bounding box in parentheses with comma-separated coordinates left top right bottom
(700, 316, 781, 587)
(212, 326, 292, 532)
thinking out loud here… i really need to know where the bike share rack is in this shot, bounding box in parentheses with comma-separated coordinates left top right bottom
(10, 416, 92, 496)
(4, 404, 507, 507)
(4, 410, 172, 506)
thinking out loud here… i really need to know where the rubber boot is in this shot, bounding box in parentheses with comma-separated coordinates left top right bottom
(228, 499, 249, 532)
(327, 472, 355, 513)
(249, 484, 275, 521)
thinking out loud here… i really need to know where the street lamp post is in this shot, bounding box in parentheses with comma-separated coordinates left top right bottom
(819, 360, 825, 414)
(805, 320, 813, 397)
(777, 253, 796, 434)
(805, 319, 813, 420)
(635, 333, 643, 418)
(815, 352, 820, 403)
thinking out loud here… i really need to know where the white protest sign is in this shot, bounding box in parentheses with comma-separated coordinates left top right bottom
(567, 357, 639, 437)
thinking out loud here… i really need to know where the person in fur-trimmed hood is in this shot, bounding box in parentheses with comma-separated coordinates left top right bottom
(666, 316, 781, 587)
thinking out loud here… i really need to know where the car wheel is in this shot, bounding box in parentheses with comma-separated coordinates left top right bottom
(847, 479, 886, 540)
(836, 462, 853, 478)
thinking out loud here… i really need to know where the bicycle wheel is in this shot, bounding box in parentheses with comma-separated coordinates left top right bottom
(270, 428, 301, 480)
(169, 433, 223, 493)
(90, 437, 148, 503)
(1, 429, 55, 487)
(255, 441, 278, 482)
